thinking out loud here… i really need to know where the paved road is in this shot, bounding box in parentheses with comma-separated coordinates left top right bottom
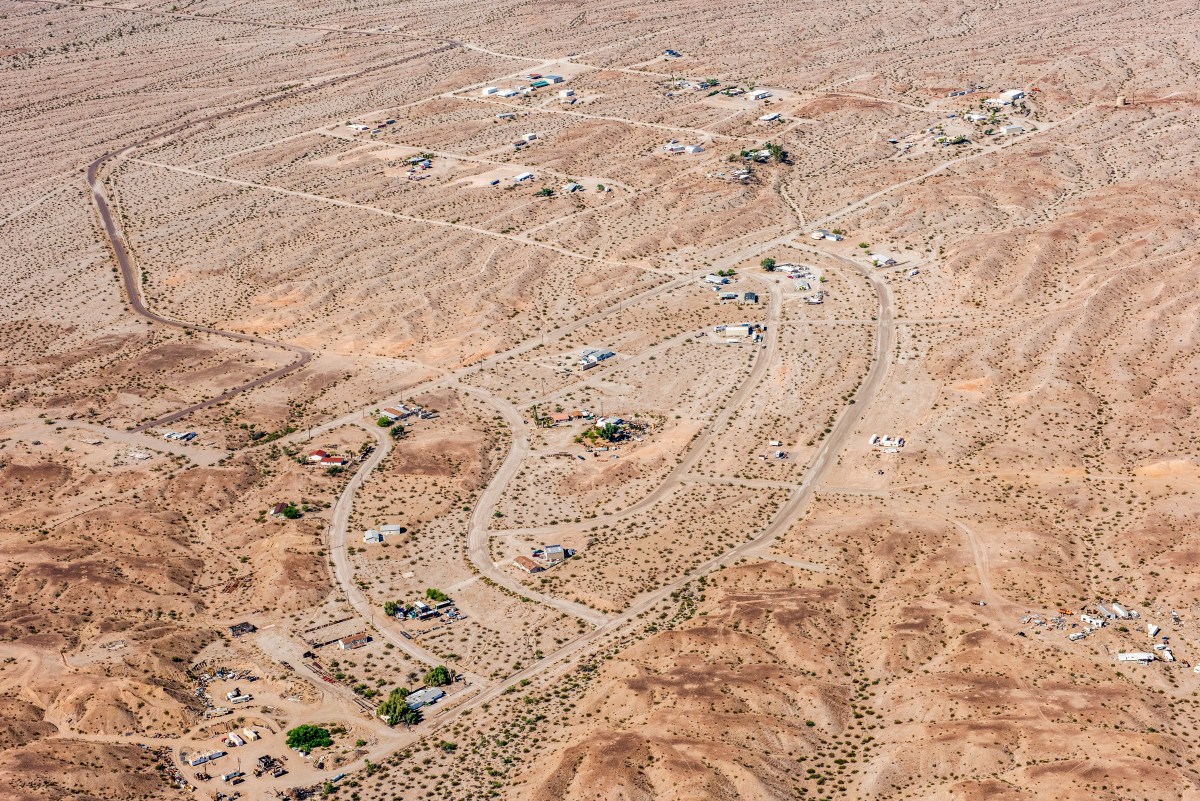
(324, 422, 485, 683)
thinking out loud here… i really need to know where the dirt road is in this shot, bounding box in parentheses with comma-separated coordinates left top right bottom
(324, 423, 484, 683)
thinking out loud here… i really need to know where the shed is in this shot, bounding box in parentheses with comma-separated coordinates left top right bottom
(743, 292, 759, 303)
(544, 544, 566, 563)
(364, 530, 383, 543)
(481, 87, 498, 95)
(380, 524, 406, 535)
(684, 144, 704, 154)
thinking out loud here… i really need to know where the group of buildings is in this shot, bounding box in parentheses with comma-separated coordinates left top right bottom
(515, 544, 568, 573)
(363, 523, 405, 543)
(481, 73, 567, 99)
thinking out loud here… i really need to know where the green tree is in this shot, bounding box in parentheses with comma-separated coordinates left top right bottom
(760, 257, 777, 271)
(376, 415, 394, 427)
(425, 588, 448, 602)
(286, 724, 332, 753)
(383, 601, 398, 617)
(281, 504, 301, 519)
(596, 422, 620, 442)
(536, 187, 554, 197)
(389, 424, 406, 440)
(376, 687, 411, 724)
(424, 665, 453, 687)
(766, 142, 788, 162)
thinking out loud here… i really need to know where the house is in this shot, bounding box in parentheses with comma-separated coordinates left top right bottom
(759, 112, 781, 121)
(719, 291, 739, 300)
(338, 633, 371, 650)
(481, 86, 498, 95)
(228, 622, 257, 638)
(545, 75, 564, 83)
(562, 182, 582, 193)
(664, 143, 686, 154)
(380, 524, 405, 536)
(307, 449, 329, 462)
(405, 687, 446, 709)
(559, 89, 575, 98)
(999, 88, 1025, 103)
(725, 325, 751, 338)
(320, 456, 347, 467)
(514, 555, 543, 573)
(364, 530, 383, 543)
(269, 502, 289, 517)
(869, 253, 898, 266)
(527, 73, 542, 80)
(1000, 124, 1024, 135)
(543, 545, 566, 563)
(522, 132, 537, 142)
(513, 172, 534, 182)
(579, 348, 615, 369)
(498, 89, 519, 98)
(704, 274, 729, 285)
(684, 144, 705, 154)
(743, 292, 759, 303)
(811, 229, 831, 240)
(751, 90, 772, 100)
(381, 407, 403, 421)
(551, 412, 573, 424)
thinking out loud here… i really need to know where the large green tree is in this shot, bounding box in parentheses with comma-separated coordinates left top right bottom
(285, 724, 332, 753)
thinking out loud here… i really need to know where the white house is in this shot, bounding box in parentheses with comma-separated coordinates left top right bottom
(364, 530, 383, 543)
(1000, 124, 1025, 135)
(523, 132, 537, 142)
(513, 171, 534, 182)
(481, 86, 498, 95)
(559, 88, 575, 98)
(684, 144, 704, 154)
(869, 253, 898, 266)
(759, 112, 780, 121)
(751, 90, 772, 100)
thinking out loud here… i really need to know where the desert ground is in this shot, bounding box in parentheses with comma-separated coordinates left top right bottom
(3, 0, 1200, 799)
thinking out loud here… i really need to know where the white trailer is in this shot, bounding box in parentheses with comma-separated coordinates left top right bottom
(1161, 649, 1175, 662)
(704, 274, 729, 285)
(1112, 602, 1131, 619)
(1117, 652, 1156, 663)
(1148, 623, 1161, 638)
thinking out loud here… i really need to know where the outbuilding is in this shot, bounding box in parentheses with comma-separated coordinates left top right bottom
(364, 530, 383, 543)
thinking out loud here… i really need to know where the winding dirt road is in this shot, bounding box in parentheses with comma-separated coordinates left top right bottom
(87, 44, 456, 433)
